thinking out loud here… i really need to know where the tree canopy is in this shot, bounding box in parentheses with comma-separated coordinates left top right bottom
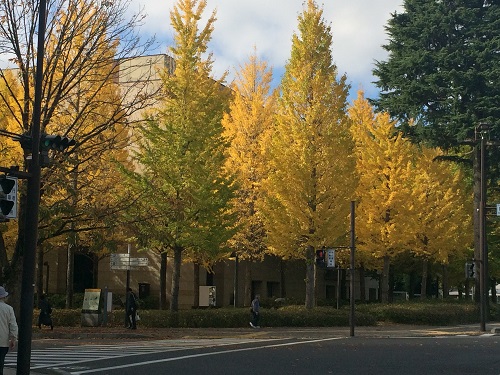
(372, 0, 500, 146)
(262, 0, 356, 309)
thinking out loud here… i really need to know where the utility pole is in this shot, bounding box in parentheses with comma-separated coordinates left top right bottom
(16, 0, 46, 372)
(477, 123, 489, 332)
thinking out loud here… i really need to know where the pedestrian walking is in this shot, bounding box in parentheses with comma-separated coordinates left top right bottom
(126, 288, 138, 329)
(250, 295, 260, 328)
(38, 294, 53, 330)
(0, 286, 17, 375)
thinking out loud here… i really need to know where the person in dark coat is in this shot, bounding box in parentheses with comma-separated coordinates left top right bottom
(126, 288, 138, 329)
(250, 295, 260, 328)
(38, 294, 53, 330)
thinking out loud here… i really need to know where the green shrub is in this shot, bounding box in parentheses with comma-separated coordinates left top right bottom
(46, 293, 85, 309)
(356, 300, 480, 325)
(32, 300, 494, 328)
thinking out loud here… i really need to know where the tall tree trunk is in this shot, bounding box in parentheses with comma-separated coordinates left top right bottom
(65, 241, 75, 308)
(244, 262, 251, 306)
(193, 263, 200, 308)
(442, 264, 449, 298)
(491, 277, 497, 303)
(92, 254, 98, 288)
(381, 255, 390, 303)
(421, 258, 429, 298)
(465, 277, 470, 299)
(65, 162, 78, 308)
(7, 241, 23, 317)
(305, 245, 315, 309)
(36, 243, 44, 305)
(159, 251, 167, 310)
(280, 259, 286, 298)
(0, 231, 7, 284)
(314, 257, 319, 306)
(170, 245, 182, 312)
(359, 264, 366, 302)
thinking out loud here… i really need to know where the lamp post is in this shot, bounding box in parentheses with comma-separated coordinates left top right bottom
(476, 123, 489, 332)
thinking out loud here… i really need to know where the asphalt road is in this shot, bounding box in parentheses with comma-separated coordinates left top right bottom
(28, 335, 500, 375)
(5, 324, 500, 375)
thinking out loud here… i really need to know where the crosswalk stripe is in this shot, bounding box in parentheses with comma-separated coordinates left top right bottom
(4, 338, 278, 370)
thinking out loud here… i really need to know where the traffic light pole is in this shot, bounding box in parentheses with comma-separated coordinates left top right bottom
(16, 0, 46, 372)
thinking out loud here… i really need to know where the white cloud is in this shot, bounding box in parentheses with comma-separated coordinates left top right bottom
(130, 0, 403, 100)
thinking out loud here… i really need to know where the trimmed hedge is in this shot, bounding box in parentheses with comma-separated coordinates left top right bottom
(35, 300, 494, 328)
(356, 300, 485, 325)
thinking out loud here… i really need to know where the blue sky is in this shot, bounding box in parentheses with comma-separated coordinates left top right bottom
(128, 0, 404, 102)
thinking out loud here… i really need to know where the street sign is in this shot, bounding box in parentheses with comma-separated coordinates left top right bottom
(327, 248, 335, 268)
(129, 257, 149, 267)
(110, 265, 139, 271)
(110, 253, 131, 259)
(110, 254, 149, 270)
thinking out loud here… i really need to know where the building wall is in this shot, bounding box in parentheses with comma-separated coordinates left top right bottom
(42, 244, 377, 309)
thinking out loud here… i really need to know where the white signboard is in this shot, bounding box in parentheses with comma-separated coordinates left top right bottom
(129, 257, 149, 266)
(110, 254, 149, 270)
(327, 249, 335, 268)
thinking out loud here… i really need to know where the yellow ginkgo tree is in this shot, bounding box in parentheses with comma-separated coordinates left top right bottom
(349, 91, 414, 302)
(222, 49, 277, 306)
(407, 146, 472, 297)
(262, 0, 356, 309)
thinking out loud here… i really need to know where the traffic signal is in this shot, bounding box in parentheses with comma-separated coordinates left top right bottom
(40, 134, 76, 167)
(315, 248, 325, 266)
(40, 134, 76, 151)
(466, 262, 475, 278)
(0, 175, 17, 221)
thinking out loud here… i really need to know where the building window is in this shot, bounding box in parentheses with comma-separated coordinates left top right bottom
(267, 282, 280, 298)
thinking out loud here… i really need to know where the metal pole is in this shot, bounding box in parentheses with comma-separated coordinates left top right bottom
(233, 254, 238, 308)
(336, 267, 340, 310)
(125, 244, 131, 327)
(479, 129, 487, 331)
(17, 0, 46, 372)
(350, 200, 355, 337)
(102, 286, 108, 326)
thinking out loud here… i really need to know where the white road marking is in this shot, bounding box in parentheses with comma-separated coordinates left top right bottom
(70, 337, 344, 374)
